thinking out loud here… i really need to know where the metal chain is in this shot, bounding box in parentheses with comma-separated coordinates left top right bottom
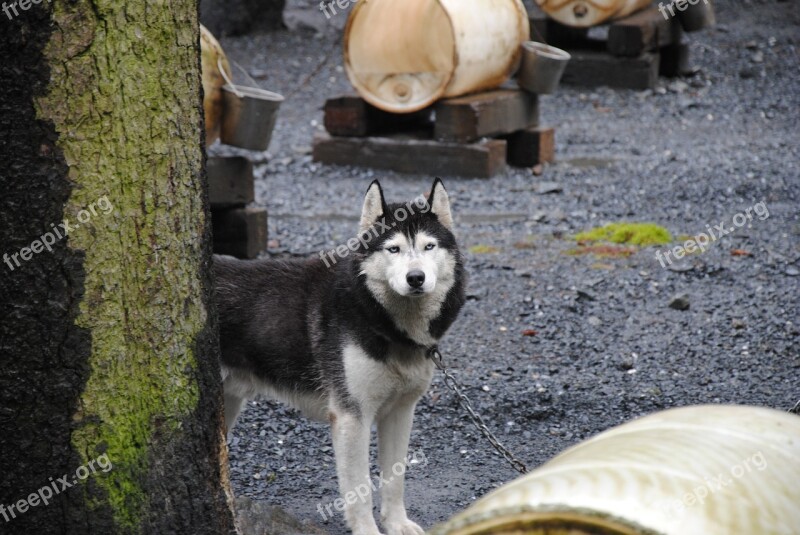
(427, 346, 529, 474)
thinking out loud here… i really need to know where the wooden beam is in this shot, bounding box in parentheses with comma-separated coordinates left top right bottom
(434, 89, 539, 143)
(608, 5, 683, 57)
(313, 132, 507, 178)
(660, 42, 690, 77)
(211, 207, 268, 259)
(562, 51, 660, 90)
(505, 126, 556, 168)
(323, 95, 432, 137)
(207, 156, 254, 209)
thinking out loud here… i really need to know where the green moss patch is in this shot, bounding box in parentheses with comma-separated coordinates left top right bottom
(468, 244, 500, 254)
(574, 222, 672, 247)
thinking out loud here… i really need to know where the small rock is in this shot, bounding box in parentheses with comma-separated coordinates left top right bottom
(684, 65, 702, 77)
(751, 51, 764, 63)
(530, 211, 547, 222)
(588, 316, 602, 327)
(668, 293, 690, 311)
(667, 263, 694, 273)
(739, 68, 757, 79)
(576, 289, 596, 301)
(668, 80, 688, 93)
(678, 95, 698, 109)
(786, 267, 799, 276)
(537, 182, 563, 194)
(249, 68, 270, 80)
(732, 318, 746, 329)
(235, 497, 328, 535)
(619, 353, 637, 371)
(532, 164, 544, 176)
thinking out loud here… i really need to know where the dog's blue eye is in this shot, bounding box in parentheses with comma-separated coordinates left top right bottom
(387, 246, 400, 253)
(425, 243, 436, 250)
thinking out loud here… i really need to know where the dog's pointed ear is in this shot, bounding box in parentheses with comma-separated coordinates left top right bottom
(427, 177, 453, 231)
(360, 180, 387, 233)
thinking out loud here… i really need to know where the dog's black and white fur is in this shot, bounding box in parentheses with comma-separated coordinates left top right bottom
(214, 179, 465, 535)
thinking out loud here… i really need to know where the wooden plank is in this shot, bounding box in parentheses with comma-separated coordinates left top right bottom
(312, 132, 507, 178)
(323, 95, 432, 137)
(561, 51, 660, 90)
(434, 89, 539, 143)
(659, 42, 690, 77)
(212, 207, 268, 259)
(608, 6, 682, 57)
(207, 156, 254, 209)
(505, 126, 556, 168)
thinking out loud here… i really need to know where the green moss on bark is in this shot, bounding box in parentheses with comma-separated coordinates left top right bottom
(35, 0, 207, 530)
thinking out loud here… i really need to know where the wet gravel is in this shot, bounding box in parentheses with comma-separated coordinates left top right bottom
(216, 1, 799, 532)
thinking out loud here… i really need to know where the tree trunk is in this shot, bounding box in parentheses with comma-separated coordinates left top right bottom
(0, 1, 236, 533)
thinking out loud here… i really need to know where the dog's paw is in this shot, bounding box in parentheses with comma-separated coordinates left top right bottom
(383, 518, 425, 535)
(350, 519, 384, 535)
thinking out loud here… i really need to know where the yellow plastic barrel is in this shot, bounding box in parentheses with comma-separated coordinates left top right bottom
(343, 0, 530, 113)
(431, 405, 800, 535)
(535, 0, 651, 28)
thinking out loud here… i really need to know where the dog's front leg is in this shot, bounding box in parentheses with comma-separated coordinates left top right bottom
(331, 408, 382, 535)
(377, 397, 425, 535)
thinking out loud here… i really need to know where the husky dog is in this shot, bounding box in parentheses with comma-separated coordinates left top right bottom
(214, 178, 465, 535)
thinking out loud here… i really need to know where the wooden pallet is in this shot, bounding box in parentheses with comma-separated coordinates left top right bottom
(207, 156, 267, 259)
(530, 6, 691, 89)
(314, 89, 555, 178)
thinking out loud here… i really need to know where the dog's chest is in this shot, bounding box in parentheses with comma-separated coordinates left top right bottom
(342, 342, 434, 415)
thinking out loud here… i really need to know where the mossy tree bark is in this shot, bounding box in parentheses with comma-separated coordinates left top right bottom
(0, 1, 236, 533)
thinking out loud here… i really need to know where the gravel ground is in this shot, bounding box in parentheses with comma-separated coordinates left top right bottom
(215, 1, 799, 533)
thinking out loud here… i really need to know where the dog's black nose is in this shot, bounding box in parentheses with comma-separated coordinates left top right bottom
(406, 270, 425, 288)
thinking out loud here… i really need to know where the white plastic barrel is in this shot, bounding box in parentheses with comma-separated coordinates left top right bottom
(431, 405, 800, 535)
(535, 0, 651, 28)
(344, 0, 530, 113)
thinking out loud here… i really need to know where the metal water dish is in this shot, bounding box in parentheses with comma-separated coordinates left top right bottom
(517, 41, 571, 95)
(221, 84, 284, 151)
